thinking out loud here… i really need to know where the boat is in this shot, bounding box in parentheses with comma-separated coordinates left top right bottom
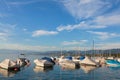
(107, 57, 114, 60)
(105, 59, 120, 66)
(94, 57, 106, 66)
(117, 58, 120, 62)
(17, 54, 30, 66)
(16, 58, 30, 66)
(80, 56, 99, 66)
(34, 57, 55, 67)
(41, 57, 55, 65)
(58, 56, 79, 68)
(0, 59, 20, 71)
(72, 56, 85, 64)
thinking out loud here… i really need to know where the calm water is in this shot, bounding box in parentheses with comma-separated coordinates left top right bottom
(0, 53, 120, 80)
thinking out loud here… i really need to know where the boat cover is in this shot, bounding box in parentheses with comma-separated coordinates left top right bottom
(42, 57, 55, 64)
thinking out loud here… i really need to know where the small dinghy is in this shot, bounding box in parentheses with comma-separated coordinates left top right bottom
(34, 57, 55, 67)
(0, 59, 20, 71)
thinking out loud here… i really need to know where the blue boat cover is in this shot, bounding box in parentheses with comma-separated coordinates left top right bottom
(79, 56, 85, 60)
(65, 56, 72, 60)
(106, 59, 120, 65)
(42, 57, 55, 64)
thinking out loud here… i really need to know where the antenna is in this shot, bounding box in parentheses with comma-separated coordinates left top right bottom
(61, 48, 62, 56)
(93, 40, 94, 53)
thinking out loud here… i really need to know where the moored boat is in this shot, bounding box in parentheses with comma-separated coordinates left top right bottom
(58, 56, 79, 68)
(105, 59, 120, 66)
(0, 59, 20, 71)
(16, 58, 30, 66)
(80, 56, 99, 66)
(34, 57, 55, 67)
(72, 56, 85, 65)
(34, 59, 54, 67)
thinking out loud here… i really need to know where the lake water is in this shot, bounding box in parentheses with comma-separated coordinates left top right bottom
(0, 53, 120, 80)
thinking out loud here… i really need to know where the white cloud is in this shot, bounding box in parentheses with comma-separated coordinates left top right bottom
(0, 33, 7, 36)
(32, 30, 58, 37)
(0, 32, 8, 41)
(57, 21, 106, 31)
(0, 23, 16, 41)
(56, 0, 120, 32)
(62, 40, 88, 45)
(94, 15, 120, 26)
(61, 0, 112, 19)
(56, 14, 120, 32)
(87, 31, 120, 40)
(0, 43, 58, 51)
(0, 23, 16, 32)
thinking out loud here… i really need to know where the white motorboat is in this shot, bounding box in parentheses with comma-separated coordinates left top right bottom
(34, 59, 54, 67)
(0, 59, 20, 71)
(58, 56, 79, 68)
(80, 56, 99, 66)
(34, 57, 55, 67)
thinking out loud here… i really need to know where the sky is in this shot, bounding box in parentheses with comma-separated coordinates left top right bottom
(0, 0, 120, 51)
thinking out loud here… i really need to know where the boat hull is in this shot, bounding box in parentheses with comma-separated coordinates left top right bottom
(34, 59, 54, 67)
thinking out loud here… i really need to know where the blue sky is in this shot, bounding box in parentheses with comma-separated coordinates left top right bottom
(0, 0, 120, 51)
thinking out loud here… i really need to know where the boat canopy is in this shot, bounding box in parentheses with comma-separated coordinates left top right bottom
(80, 56, 98, 66)
(79, 56, 85, 60)
(65, 56, 72, 60)
(41, 57, 55, 64)
(106, 59, 120, 65)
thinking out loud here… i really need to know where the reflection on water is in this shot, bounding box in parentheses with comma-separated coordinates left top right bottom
(108, 66, 120, 70)
(60, 64, 79, 70)
(1, 53, 120, 80)
(0, 68, 19, 77)
(80, 65, 97, 73)
(33, 66, 53, 73)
